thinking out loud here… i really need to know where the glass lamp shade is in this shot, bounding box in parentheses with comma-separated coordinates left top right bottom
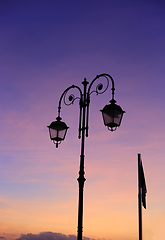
(100, 99, 125, 131)
(47, 117, 69, 148)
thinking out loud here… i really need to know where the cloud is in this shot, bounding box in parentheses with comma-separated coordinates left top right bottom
(16, 232, 94, 240)
(16, 232, 75, 240)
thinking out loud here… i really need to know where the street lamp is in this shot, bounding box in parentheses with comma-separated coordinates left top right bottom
(100, 99, 125, 131)
(47, 73, 125, 240)
(47, 116, 69, 148)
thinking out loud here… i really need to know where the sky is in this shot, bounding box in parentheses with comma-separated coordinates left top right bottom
(0, 0, 165, 240)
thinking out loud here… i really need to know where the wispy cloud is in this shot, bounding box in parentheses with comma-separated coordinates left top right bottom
(16, 232, 94, 240)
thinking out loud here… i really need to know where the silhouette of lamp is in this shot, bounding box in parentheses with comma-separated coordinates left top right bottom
(100, 99, 125, 132)
(47, 116, 69, 148)
(47, 73, 125, 240)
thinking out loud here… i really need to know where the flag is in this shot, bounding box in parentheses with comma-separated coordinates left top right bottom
(140, 160, 147, 209)
(138, 154, 147, 240)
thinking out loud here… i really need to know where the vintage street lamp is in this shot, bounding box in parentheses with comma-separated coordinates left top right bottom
(47, 73, 125, 240)
(47, 116, 69, 148)
(100, 99, 125, 132)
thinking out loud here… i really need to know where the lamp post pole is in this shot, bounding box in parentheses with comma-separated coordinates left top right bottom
(77, 78, 88, 240)
(47, 73, 125, 240)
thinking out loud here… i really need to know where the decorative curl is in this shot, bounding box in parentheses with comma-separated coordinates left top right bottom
(63, 89, 81, 106)
(88, 75, 109, 96)
(58, 85, 82, 117)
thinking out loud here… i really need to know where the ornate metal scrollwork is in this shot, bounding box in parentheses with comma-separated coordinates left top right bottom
(88, 75, 109, 96)
(63, 90, 81, 106)
(56, 73, 116, 139)
(58, 85, 82, 117)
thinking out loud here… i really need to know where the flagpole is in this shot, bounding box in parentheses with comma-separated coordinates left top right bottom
(138, 153, 142, 240)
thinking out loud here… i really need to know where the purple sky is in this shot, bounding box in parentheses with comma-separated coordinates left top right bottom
(0, 1, 165, 240)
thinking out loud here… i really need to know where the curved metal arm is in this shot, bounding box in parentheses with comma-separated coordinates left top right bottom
(85, 73, 115, 137)
(58, 85, 83, 117)
(87, 73, 115, 99)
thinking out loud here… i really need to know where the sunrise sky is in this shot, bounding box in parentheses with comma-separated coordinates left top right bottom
(0, 1, 165, 240)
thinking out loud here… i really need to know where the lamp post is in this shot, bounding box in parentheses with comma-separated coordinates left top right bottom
(47, 73, 125, 240)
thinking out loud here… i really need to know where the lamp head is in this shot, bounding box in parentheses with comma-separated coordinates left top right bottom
(100, 99, 125, 132)
(47, 116, 69, 148)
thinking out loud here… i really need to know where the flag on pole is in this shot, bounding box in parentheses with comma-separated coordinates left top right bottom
(138, 154, 147, 240)
(139, 157, 147, 209)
